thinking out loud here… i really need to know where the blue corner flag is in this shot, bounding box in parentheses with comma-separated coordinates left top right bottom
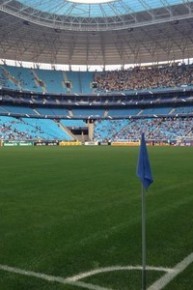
(137, 133, 153, 189)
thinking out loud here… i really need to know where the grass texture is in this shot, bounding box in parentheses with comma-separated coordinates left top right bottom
(0, 146, 193, 289)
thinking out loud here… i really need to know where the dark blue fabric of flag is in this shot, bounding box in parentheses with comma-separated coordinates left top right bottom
(137, 133, 153, 189)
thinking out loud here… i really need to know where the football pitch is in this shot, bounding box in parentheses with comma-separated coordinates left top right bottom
(0, 145, 193, 290)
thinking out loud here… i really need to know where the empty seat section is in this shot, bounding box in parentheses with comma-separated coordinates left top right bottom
(36, 107, 69, 117)
(34, 69, 67, 94)
(72, 109, 104, 118)
(2, 105, 36, 115)
(5, 66, 38, 92)
(22, 118, 73, 140)
(66, 72, 80, 94)
(108, 109, 140, 117)
(79, 72, 93, 94)
(141, 107, 172, 116)
(61, 120, 86, 127)
(0, 66, 19, 90)
(173, 106, 193, 114)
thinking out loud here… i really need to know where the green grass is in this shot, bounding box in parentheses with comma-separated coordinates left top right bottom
(0, 146, 193, 289)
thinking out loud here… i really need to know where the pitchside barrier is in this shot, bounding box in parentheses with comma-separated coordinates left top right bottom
(3, 141, 34, 146)
(59, 141, 82, 146)
(2, 140, 190, 147)
(84, 141, 98, 146)
(34, 141, 59, 146)
(111, 141, 139, 146)
(2, 140, 82, 147)
(111, 141, 175, 146)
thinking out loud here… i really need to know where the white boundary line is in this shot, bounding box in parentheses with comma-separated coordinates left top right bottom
(147, 252, 193, 290)
(66, 265, 173, 282)
(0, 252, 192, 290)
(0, 264, 111, 290)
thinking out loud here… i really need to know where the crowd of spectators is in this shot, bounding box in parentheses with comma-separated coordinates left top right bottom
(0, 116, 71, 140)
(94, 63, 193, 92)
(94, 117, 193, 142)
(0, 117, 51, 140)
(1, 115, 193, 142)
(2, 62, 193, 94)
(0, 122, 32, 140)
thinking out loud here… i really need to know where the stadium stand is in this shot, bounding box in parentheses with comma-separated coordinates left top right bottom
(0, 66, 20, 90)
(2, 105, 37, 115)
(94, 119, 129, 141)
(1, 63, 193, 143)
(60, 119, 86, 128)
(107, 109, 141, 117)
(140, 107, 173, 116)
(79, 72, 93, 94)
(94, 117, 193, 142)
(0, 116, 72, 140)
(35, 107, 69, 117)
(1, 63, 193, 94)
(1, 66, 39, 92)
(173, 106, 193, 114)
(72, 109, 105, 118)
(33, 69, 67, 94)
(94, 64, 193, 92)
(23, 118, 72, 140)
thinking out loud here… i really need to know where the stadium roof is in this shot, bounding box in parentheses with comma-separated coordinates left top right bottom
(0, 0, 193, 66)
(16, 0, 184, 18)
(1, 0, 192, 31)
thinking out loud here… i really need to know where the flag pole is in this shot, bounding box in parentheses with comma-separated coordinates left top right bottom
(136, 133, 153, 290)
(141, 184, 146, 290)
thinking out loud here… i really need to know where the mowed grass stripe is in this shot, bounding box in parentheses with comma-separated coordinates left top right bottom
(0, 146, 193, 289)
